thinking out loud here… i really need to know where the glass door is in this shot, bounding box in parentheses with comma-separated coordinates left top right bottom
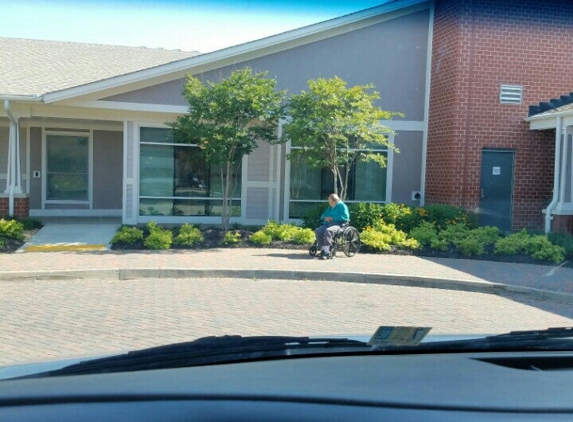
(46, 134, 89, 202)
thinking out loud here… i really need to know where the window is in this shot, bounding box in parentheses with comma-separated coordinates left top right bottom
(139, 127, 241, 217)
(288, 147, 388, 219)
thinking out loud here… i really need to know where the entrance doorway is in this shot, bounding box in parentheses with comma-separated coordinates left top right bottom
(479, 149, 515, 232)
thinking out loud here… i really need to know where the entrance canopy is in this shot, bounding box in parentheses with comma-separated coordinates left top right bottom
(526, 100, 573, 232)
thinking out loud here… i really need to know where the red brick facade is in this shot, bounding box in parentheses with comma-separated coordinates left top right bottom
(0, 197, 30, 218)
(427, 0, 573, 230)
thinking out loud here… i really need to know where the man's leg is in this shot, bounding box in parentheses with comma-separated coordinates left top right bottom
(324, 224, 341, 253)
(315, 225, 327, 248)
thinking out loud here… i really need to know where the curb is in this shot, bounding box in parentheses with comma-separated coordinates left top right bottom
(1, 268, 573, 305)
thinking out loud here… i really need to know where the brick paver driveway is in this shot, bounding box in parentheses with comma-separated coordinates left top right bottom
(1, 277, 572, 365)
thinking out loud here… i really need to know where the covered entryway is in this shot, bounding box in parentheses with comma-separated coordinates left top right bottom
(526, 102, 573, 233)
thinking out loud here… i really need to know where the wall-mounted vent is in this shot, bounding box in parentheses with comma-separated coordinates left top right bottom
(500, 85, 523, 104)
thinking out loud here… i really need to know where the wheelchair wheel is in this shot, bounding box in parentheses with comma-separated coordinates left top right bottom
(342, 227, 361, 257)
(309, 242, 320, 256)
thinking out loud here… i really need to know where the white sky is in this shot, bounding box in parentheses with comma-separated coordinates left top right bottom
(3, 0, 386, 53)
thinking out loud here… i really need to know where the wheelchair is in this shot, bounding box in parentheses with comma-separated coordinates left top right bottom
(309, 222, 361, 258)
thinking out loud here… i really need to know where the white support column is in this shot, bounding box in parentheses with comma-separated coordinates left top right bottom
(545, 116, 562, 233)
(4, 100, 23, 216)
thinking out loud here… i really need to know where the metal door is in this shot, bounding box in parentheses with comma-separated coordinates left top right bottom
(479, 149, 515, 232)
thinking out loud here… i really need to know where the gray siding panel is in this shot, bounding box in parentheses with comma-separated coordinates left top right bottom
(104, 10, 430, 120)
(0, 127, 7, 192)
(93, 130, 123, 209)
(392, 131, 423, 205)
(29, 127, 42, 209)
(246, 187, 269, 219)
(248, 141, 270, 182)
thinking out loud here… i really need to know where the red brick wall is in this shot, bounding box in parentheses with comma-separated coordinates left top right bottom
(427, 0, 573, 230)
(0, 197, 30, 218)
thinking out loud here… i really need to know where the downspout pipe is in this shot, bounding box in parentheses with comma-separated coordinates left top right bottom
(545, 116, 562, 234)
(4, 100, 20, 216)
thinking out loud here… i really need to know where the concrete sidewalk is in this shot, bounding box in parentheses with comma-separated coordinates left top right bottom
(1, 247, 573, 304)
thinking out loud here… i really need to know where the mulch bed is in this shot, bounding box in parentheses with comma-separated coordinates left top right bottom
(2, 228, 570, 268)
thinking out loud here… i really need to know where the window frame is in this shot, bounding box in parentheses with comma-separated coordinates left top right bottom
(137, 126, 243, 220)
(42, 129, 93, 207)
(283, 131, 394, 222)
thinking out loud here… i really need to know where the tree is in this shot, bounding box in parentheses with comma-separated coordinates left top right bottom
(282, 77, 402, 201)
(171, 68, 286, 230)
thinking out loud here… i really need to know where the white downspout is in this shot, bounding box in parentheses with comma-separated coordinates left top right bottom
(4, 100, 21, 216)
(545, 116, 562, 234)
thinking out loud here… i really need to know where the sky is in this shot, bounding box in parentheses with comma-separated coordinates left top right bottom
(3, 0, 387, 53)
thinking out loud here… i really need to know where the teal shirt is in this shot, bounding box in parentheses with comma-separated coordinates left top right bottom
(320, 201, 350, 225)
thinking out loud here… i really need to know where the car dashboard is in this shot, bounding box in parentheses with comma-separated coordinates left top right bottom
(1, 351, 573, 421)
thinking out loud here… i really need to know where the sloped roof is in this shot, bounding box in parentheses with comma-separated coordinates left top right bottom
(528, 92, 573, 117)
(0, 38, 199, 98)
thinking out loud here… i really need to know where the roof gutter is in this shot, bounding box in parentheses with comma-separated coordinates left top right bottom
(545, 116, 562, 234)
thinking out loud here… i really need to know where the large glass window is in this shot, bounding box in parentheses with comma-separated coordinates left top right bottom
(46, 134, 89, 201)
(288, 149, 388, 219)
(139, 128, 241, 217)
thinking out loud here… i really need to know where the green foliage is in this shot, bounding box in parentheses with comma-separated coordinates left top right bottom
(221, 230, 242, 245)
(348, 203, 384, 232)
(144, 221, 173, 250)
(360, 220, 419, 252)
(282, 76, 402, 201)
(250, 230, 272, 245)
(548, 232, 573, 259)
(173, 223, 204, 246)
(111, 226, 144, 245)
(261, 220, 298, 241)
(415, 204, 477, 230)
(0, 219, 24, 240)
(291, 228, 316, 245)
(408, 221, 438, 246)
(171, 67, 286, 230)
(301, 204, 326, 229)
(6, 217, 43, 231)
(495, 229, 565, 263)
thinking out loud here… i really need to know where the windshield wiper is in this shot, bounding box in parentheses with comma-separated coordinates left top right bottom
(382, 327, 573, 353)
(19, 336, 370, 378)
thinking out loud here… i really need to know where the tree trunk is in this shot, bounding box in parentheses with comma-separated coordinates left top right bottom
(221, 165, 229, 231)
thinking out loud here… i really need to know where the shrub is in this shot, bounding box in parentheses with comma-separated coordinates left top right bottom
(527, 236, 565, 263)
(454, 226, 500, 256)
(495, 229, 565, 263)
(0, 219, 24, 240)
(301, 204, 326, 229)
(439, 223, 470, 245)
(143, 221, 173, 250)
(8, 217, 43, 231)
(262, 220, 298, 241)
(291, 227, 315, 245)
(348, 203, 384, 232)
(173, 224, 203, 246)
(548, 232, 573, 259)
(111, 226, 144, 245)
(408, 221, 438, 246)
(494, 230, 530, 256)
(221, 230, 242, 245)
(250, 230, 272, 245)
(360, 221, 419, 252)
(416, 204, 477, 230)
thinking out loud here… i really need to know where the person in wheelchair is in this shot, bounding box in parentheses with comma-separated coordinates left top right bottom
(315, 193, 350, 260)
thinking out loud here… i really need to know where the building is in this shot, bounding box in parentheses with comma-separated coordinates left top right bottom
(1, 0, 572, 233)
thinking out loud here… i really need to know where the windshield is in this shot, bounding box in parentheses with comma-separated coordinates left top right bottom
(1, 0, 573, 375)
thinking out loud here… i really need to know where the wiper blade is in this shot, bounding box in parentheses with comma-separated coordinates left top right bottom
(21, 335, 370, 378)
(383, 327, 573, 353)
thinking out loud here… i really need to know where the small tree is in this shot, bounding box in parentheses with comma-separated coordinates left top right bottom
(171, 68, 285, 230)
(282, 77, 402, 201)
